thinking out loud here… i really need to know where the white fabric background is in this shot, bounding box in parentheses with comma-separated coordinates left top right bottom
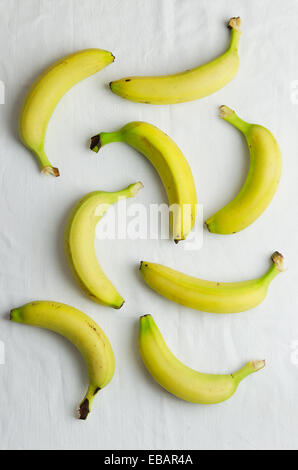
(0, 0, 297, 450)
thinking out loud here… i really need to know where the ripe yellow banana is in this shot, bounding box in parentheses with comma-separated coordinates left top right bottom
(139, 315, 265, 404)
(19, 49, 115, 176)
(90, 122, 197, 242)
(206, 106, 282, 234)
(109, 17, 241, 104)
(10, 301, 115, 420)
(65, 182, 143, 308)
(140, 252, 284, 314)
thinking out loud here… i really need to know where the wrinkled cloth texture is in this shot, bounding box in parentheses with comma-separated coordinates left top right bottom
(0, 0, 297, 450)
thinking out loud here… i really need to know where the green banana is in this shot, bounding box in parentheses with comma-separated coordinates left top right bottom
(109, 17, 241, 104)
(10, 301, 115, 420)
(65, 182, 143, 308)
(90, 122, 197, 242)
(140, 252, 284, 313)
(206, 106, 282, 234)
(139, 315, 265, 404)
(19, 49, 114, 176)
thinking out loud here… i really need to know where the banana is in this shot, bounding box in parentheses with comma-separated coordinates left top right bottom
(65, 182, 143, 308)
(206, 106, 282, 234)
(10, 301, 115, 420)
(139, 315, 265, 404)
(19, 49, 115, 176)
(90, 122, 197, 242)
(109, 17, 241, 105)
(140, 252, 285, 314)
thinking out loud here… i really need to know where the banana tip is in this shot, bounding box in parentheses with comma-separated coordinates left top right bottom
(115, 300, 125, 310)
(204, 220, 212, 232)
(271, 251, 286, 272)
(10, 308, 21, 322)
(79, 399, 90, 420)
(219, 105, 234, 120)
(140, 314, 151, 321)
(42, 166, 60, 177)
(174, 237, 185, 244)
(251, 360, 266, 372)
(90, 135, 101, 153)
(129, 182, 144, 197)
(228, 17, 241, 32)
(140, 261, 148, 271)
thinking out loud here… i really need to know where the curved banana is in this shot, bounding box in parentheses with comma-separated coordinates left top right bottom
(109, 17, 241, 105)
(10, 301, 115, 420)
(140, 252, 285, 314)
(19, 49, 115, 176)
(139, 315, 265, 404)
(206, 106, 282, 234)
(90, 122, 197, 242)
(65, 182, 143, 308)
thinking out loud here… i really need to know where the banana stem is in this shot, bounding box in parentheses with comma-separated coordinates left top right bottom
(90, 132, 120, 153)
(228, 17, 241, 51)
(262, 264, 280, 284)
(35, 148, 60, 177)
(79, 384, 101, 420)
(219, 106, 251, 134)
(261, 251, 285, 284)
(118, 182, 144, 199)
(232, 360, 265, 384)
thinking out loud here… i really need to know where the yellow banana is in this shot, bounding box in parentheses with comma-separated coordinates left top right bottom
(109, 17, 241, 104)
(65, 182, 143, 308)
(140, 252, 284, 314)
(90, 122, 197, 242)
(139, 315, 265, 404)
(206, 106, 282, 234)
(19, 49, 115, 176)
(10, 301, 115, 420)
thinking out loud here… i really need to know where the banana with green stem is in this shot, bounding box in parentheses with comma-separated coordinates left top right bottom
(65, 183, 143, 308)
(206, 106, 282, 234)
(19, 49, 114, 176)
(139, 315, 265, 404)
(140, 252, 285, 314)
(90, 122, 197, 242)
(11, 301, 115, 420)
(110, 17, 241, 104)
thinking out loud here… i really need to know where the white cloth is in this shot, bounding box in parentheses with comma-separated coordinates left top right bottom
(0, 0, 297, 450)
